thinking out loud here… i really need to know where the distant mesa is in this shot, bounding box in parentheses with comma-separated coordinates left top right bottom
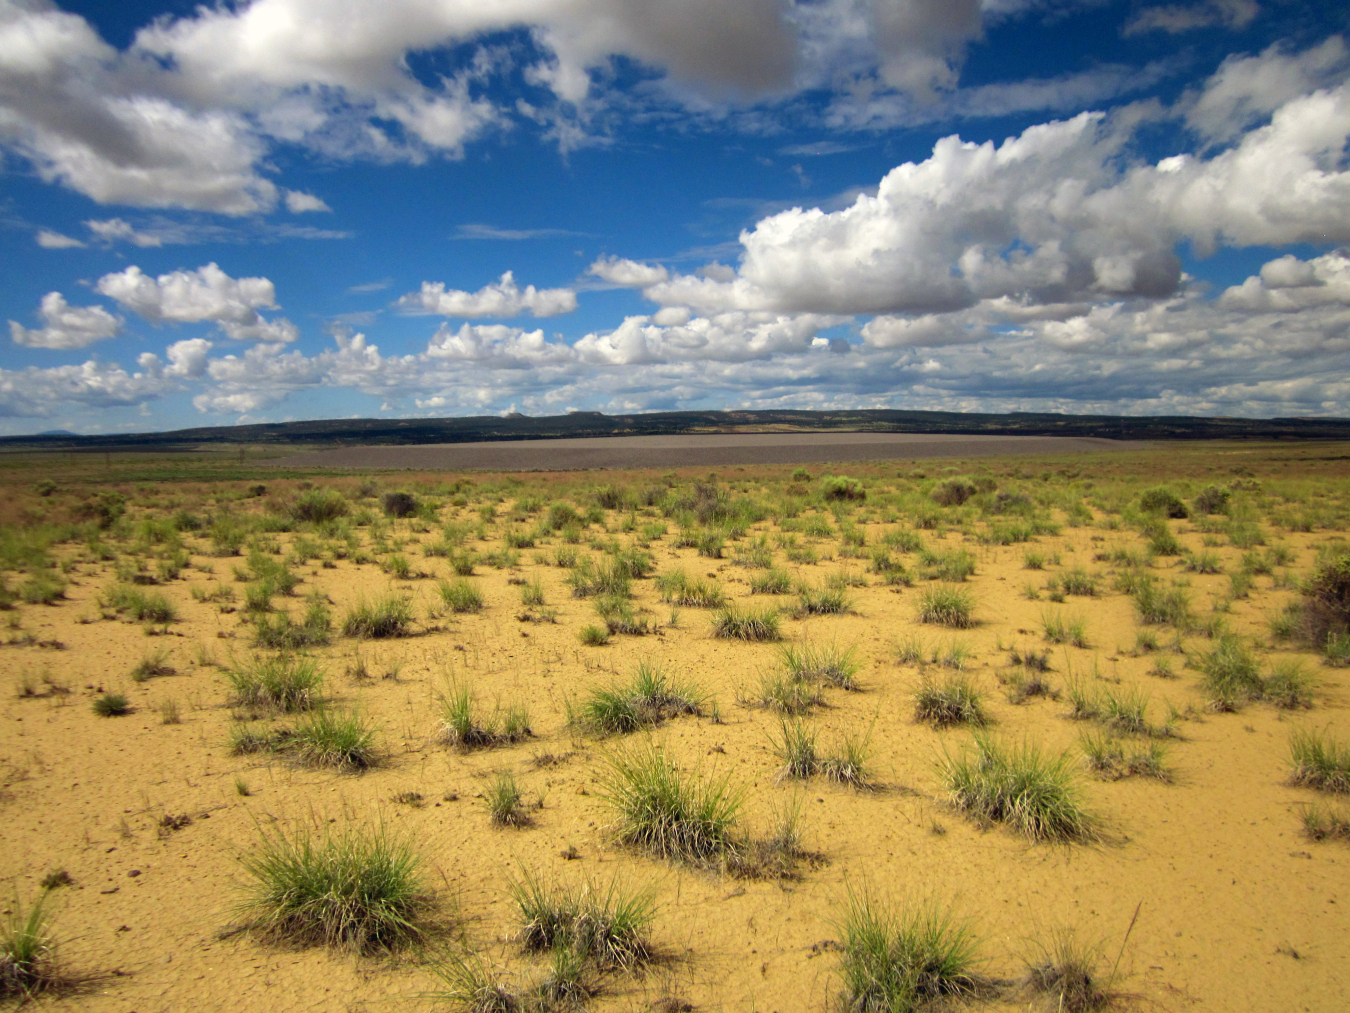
(505, 412, 527, 419)
(36, 429, 77, 436)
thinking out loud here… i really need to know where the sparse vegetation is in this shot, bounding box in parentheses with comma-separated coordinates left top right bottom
(916, 585, 976, 628)
(710, 604, 781, 641)
(914, 673, 987, 727)
(573, 661, 703, 734)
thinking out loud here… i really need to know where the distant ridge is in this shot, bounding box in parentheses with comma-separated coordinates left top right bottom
(2, 409, 1349, 452)
(35, 429, 77, 436)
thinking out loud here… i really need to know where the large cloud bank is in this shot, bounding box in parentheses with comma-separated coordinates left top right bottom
(6, 35, 1350, 425)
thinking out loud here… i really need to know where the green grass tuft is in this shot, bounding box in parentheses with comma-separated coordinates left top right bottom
(835, 886, 983, 1013)
(915, 585, 976, 628)
(437, 578, 485, 613)
(596, 743, 743, 864)
(1289, 727, 1350, 793)
(914, 673, 986, 728)
(225, 655, 323, 712)
(710, 604, 781, 641)
(509, 867, 655, 969)
(92, 692, 129, 717)
(238, 823, 425, 952)
(342, 594, 415, 638)
(937, 733, 1100, 842)
(574, 661, 703, 735)
(288, 709, 378, 770)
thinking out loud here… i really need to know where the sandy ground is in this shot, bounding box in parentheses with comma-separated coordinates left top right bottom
(268, 433, 1143, 472)
(0, 485, 1345, 1013)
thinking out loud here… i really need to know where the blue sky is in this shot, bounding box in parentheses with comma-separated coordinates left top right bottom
(2, 0, 1349, 434)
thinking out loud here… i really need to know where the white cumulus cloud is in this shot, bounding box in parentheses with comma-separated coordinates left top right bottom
(394, 272, 578, 318)
(95, 263, 298, 342)
(8, 291, 122, 349)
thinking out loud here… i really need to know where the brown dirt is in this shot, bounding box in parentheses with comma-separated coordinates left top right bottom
(268, 432, 1143, 471)
(1, 460, 1346, 1013)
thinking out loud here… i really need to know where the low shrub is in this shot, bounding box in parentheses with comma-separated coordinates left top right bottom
(1139, 487, 1188, 518)
(292, 489, 350, 524)
(253, 601, 332, 649)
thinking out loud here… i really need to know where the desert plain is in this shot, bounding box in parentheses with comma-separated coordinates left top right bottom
(0, 438, 1346, 1013)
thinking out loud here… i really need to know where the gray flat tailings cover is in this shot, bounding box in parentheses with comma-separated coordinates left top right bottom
(269, 432, 1141, 471)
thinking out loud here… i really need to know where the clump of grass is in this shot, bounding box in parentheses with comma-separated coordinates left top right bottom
(342, 594, 414, 638)
(131, 646, 175, 682)
(104, 584, 178, 623)
(237, 823, 425, 952)
(509, 868, 655, 969)
(92, 693, 129, 717)
(159, 698, 181, 725)
(794, 583, 854, 616)
(1265, 660, 1314, 709)
(771, 717, 818, 779)
(288, 709, 378, 770)
(519, 578, 545, 607)
(937, 733, 1100, 842)
(254, 600, 332, 649)
(1080, 731, 1171, 782)
(437, 578, 484, 613)
(565, 558, 631, 599)
(1182, 551, 1223, 575)
(438, 683, 532, 749)
(1195, 634, 1263, 709)
(1041, 610, 1088, 647)
(1, 893, 71, 1002)
(1301, 802, 1350, 843)
(918, 547, 977, 583)
(485, 772, 529, 827)
(710, 604, 781, 641)
(749, 671, 826, 714)
(1004, 670, 1057, 705)
(1099, 687, 1152, 736)
(916, 585, 976, 628)
(770, 718, 873, 787)
(749, 567, 793, 594)
(914, 673, 986, 728)
(225, 655, 323, 712)
(895, 634, 925, 665)
(1064, 678, 1101, 720)
(578, 624, 610, 646)
(1023, 930, 1118, 1013)
(1131, 579, 1192, 628)
(424, 951, 518, 1013)
(1289, 727, 1350, 793)
(596, 743, 742, 864)
(835, 886, 984, 1013)
(574, 661, 703, 735)
(779, 640, 860, 689)
(653, 568, 727, 608)
(820, 727, 875, 788)
(594, 593, 651, 635)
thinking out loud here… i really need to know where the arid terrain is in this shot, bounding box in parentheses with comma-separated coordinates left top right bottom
(1, 440, 1346, 1013)
(270, 433, 1142, 472)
